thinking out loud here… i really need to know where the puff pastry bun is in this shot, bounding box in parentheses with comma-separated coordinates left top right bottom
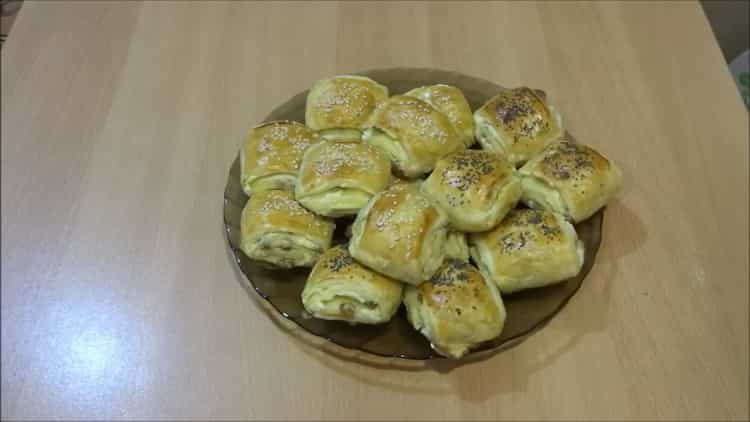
(474, 87, 563, 166)
(295, 139, 391, 217)
(305, 75, 389, 140)
(519, 139, 622, 223)
(421, 150, 522, 232)
(241, 190, 335, 268)
(348, 181, 450, 285)
(240, 121, 319, 195)
(404, 84, 475, 147)
(363, 95, 464, 178)
(469, 208, 583, 294)
(403, 259, 506, 358)
(301, 245, 404, 324)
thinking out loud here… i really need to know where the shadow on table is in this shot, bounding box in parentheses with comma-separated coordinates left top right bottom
(224, 199, 646, 401)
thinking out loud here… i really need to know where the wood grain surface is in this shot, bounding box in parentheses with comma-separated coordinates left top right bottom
(2, 1, 748, 420)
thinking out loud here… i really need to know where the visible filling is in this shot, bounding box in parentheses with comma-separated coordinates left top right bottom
(244, 232, 321, 268)
(304, 288, 389, 324)
(248, 174, 296, 194)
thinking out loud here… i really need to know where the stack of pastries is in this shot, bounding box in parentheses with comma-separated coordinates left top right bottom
(239, 74, 622, 358)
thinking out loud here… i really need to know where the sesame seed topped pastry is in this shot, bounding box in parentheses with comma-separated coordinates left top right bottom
(362, 95, 464, 178)
(240, 190, 335, 269)
(302, 245, 404, 324)
(295, 139, 392, 217)
(518, 139, 622, 223)
(404, 84, 475, 147)
(403, 259, 506, 358)
(421, 150, 522, 232)
(348, 181, 450, 285)
(305, 75, 389, 140)
(474, 87, 564, 166)
(469, 208, 583, 294)
(240, 121, 319, 195)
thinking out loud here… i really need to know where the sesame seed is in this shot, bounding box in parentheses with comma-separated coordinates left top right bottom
(311, 142, 371, 177)
(317, 80, 376, 125)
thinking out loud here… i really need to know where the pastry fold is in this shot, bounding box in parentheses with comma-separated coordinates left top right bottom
(363, 95, 464, 178)
(240, 190, 335, 268)
(240, 121, 319, 195)
(518, 139, 622, 222)
(403, 259, 506, 358)
(295, 139, 391, 217)
(473, 87, 563, 166)
(305, 75, 388, 140)
(302, 245, 404, 324)
(349, 181, 450, 285)
(469, 208, 583, 294)
(404, 84, 475, 147)
(421, 150, 522, 232)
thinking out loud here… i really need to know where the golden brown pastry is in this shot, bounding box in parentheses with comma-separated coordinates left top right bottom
(362, 95, 464, 178)
(518, 139, 622, 223)
(469, 208, 583, 294)
(420, 150, 522, 232)
(240, 190, 335, 268)
(404, 84, 475, 147)
(301, 245, 404, 324)
(403, 259, 506, 358)
(474, 87, 563, 166)
(348, 181, 450, 285)
(295, 139, 391, 217)
(445, 230, 469, 262)
(305, 75, 389, 140)
(240, 121, 319, 195)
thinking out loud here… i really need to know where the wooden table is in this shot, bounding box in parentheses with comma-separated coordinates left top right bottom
(2, 1, 748, 420)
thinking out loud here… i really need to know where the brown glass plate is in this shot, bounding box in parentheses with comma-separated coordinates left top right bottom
(223, 68, 603, 361)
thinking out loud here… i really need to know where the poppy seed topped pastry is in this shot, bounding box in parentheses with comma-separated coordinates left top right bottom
(302, 245, 404, 324)
(469, 208, 583, 294)
(421, 150, 522, 232)
(518, 138, 622, 223)
(403, 259, 506, 358)
(474, 87, 563, 166)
